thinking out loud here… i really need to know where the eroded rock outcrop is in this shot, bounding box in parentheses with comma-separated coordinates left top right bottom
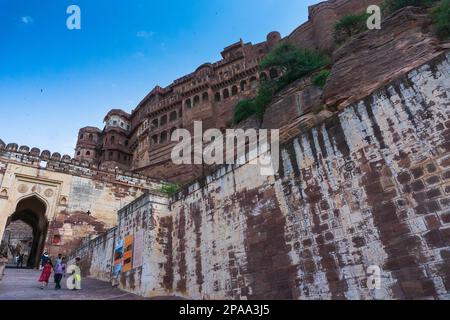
(323, 6, 445, 110)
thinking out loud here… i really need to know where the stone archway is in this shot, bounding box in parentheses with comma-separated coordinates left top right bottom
(1, 195, 48, 268)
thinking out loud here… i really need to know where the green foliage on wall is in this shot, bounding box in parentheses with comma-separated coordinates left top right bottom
(313, 70, 331, 89)
(159, 183, 180, 196)
(260, 43, 330, 89)
(233, 43, 330, 124)
(432, 0, 450, 40)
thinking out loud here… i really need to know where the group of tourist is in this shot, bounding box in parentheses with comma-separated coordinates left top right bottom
(0, 250, 82, 290)
(38, 252, 82, 290)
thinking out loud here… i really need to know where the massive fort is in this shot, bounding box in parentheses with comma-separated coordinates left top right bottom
(73, 0, 382, 183)
(2, 0, 450, 300)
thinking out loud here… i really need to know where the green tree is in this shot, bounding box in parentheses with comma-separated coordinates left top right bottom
(432, 0, 450, 40)
(260, 43, 330, 90)
(233, 43, 329, 124)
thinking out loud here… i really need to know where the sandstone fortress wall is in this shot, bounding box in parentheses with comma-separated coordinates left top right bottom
(72, 0, 383, 183)
(0, 143, 164, 261)
(69, 51, 450, 299)
(1, 0, 382, 268)
(2, 0, 449, 300)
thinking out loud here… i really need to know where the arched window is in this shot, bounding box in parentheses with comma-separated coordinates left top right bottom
(240, 80, 247, 91)
(88, 134, 93, 141)
(202, 92, 209, 102)
(232, 86, 238, 96)
(270, 68, 279, 79)
(160, 115, 167, 126)
(152, 119, 158, 128)
(86, 151, 91, 156)
(193, 95, 200, 106)
(125, 140, 129, 146)
(260, 72, 268, 82)
(185, 99, 192, 108)
(160, 131, 167, 143)
(170, 111, 177, 122)
(77, 151, 81, 156)
(80, 134, 84, 140)
(152, 135, 158, 144)
(111, 136, 115, 144)
(250, 76, 258, 88)
(215, 92, 221, 102)
(223, 88, 230, 99)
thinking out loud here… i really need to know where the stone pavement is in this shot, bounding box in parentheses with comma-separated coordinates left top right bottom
(0, 268, 145, 300)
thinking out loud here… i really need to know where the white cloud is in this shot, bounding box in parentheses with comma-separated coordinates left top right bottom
(21, 16, 33, 24)
(136, 30, 155, 38)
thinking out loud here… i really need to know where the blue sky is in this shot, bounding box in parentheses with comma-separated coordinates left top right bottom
(0, 0, 318, 156)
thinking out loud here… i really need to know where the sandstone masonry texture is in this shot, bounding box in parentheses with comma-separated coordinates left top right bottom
(0, 150, 164, 259)
(69, 52, 450, 299)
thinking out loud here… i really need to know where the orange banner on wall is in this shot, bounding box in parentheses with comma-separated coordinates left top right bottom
(122, 235, 134, 273)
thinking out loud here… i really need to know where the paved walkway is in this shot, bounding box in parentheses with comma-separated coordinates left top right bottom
(0, 268, 145, 300)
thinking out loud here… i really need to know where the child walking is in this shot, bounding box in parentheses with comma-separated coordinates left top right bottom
(39, 259, 53, 289)
(54, 256, 66, 289)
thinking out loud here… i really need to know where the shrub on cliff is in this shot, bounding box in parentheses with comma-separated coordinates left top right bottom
(334, 12, 370, 44)
(313, 70, 331, 89)
(233, 43, 329, 124)
(432, 0, 450, 40)
(233, 82, 276, 124)
(260, 43, 330, 90)
(233, 99, 257, 124)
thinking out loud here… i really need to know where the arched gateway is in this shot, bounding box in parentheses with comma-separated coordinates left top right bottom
(1, 195, 48, 268)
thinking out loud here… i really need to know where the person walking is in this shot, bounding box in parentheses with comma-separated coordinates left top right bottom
(38, 259, 53, 289)
(18, 254, 24, 268)
(53, 256, 66, 290)
(40, 252, 50, 270)
(54, 253, 62, 266)
(67, 257, 82, 290)
(0, 252, 8, 282)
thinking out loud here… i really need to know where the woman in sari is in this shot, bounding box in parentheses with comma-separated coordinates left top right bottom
(38, 259, 53, 289)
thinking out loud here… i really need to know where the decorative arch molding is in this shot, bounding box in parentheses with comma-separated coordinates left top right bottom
(11, 173, 62, 220)
(11, 192, 49, 219)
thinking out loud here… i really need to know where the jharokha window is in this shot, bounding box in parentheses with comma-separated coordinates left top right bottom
(223, 88, 229, 99)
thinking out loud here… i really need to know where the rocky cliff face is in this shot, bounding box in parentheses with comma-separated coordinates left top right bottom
(323, 6, 446, 110)
(161, 51, 450, 300)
